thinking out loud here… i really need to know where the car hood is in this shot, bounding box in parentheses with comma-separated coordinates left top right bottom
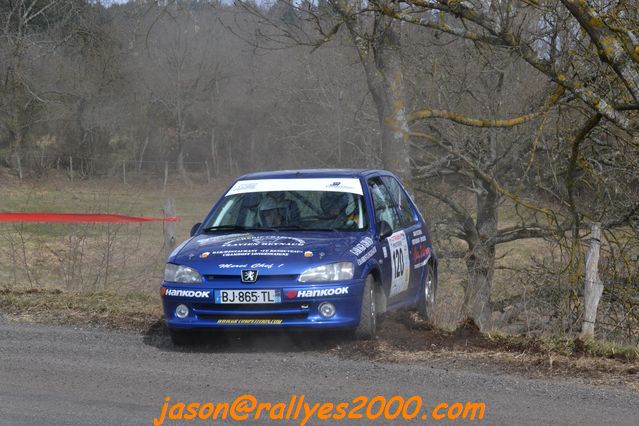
(170, 232, 369, 275)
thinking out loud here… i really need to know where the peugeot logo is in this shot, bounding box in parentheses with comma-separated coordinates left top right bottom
(241, 269, 258, 283)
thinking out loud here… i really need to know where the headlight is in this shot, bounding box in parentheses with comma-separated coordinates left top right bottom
(164, 263, 202, 284)
(299, 262, 354, 282)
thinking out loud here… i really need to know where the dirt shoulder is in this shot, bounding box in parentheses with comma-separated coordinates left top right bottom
(1, 288, 637, 391)
(336, 313, 639, 392)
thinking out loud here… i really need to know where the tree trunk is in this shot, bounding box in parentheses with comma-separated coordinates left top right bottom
(463, 187, 499, 330)
(464, 241, 496, 330)
(176, 119, 189, 184)
(7, 43, 26, 159)
(138, 127, 150, 173)
(210, 129, 218, 177)
(177, 144, 187, 183)
(343, 11, 411, 185)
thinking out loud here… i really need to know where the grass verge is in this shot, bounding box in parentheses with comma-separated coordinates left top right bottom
(0, 288, 162, 332)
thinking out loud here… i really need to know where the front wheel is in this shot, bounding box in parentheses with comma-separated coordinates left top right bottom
(417, 263, 436, 323)
(354, 275, 377, 340)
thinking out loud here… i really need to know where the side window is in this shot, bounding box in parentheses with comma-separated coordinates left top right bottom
(381, 176, 417, 228)
(368, 179, 400, 231)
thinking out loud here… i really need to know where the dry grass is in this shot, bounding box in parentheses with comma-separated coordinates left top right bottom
(0, 175, 229, 293)
(0, 288, 162, 332)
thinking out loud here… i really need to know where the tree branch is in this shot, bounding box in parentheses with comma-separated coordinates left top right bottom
(407, 85, 564, 127)
(565, 113, 603, 239)
(414, 186, 476, 240)
(411, 131, 557, 217)
(560, 0, 639, 102)
(390, 0, 635, 130)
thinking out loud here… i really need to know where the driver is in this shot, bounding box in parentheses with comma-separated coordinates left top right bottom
(258, 195, 287, 227)
(320, 192, 358, 226)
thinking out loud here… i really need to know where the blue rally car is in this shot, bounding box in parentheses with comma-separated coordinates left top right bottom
(161, 169, 437, 344)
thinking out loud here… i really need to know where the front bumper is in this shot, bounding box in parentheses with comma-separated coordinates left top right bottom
(161, 278, 365, 330)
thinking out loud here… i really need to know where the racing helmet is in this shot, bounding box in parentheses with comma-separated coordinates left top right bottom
(258, 195, 287, 225)
(320, 192, 351, 217)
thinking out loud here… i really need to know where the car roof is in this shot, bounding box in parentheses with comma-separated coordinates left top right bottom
(237, 169, 395, 180)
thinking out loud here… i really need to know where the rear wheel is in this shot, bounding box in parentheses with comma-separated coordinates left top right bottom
(169, 329, 196, 346)
(354, 275, 377, 340)
(417, 263, 436, 323)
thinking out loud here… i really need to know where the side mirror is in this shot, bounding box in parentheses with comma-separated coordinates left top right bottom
(376, 220, 392, 240)
(190, 222, 202, 237)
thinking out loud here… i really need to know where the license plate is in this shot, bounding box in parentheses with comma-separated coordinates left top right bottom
(215, 289, 281, 304)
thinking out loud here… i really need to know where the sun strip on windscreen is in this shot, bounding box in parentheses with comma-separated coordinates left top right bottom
(226, 178, 363, 196)
(0, 213, 179, 223)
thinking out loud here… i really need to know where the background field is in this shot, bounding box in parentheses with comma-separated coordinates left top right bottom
(0, 174, 228, 294)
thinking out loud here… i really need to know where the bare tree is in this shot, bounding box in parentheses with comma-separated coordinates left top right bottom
(136, 2, 224, 181)
(0, 0, 88, 161)
(236, 0, 413, 183)
(373, 0, 639, 328)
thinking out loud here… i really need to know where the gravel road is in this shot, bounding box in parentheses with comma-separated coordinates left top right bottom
(0, 320, 637, 426)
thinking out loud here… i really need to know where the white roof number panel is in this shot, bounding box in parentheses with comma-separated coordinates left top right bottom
(226, 178, 363, 196)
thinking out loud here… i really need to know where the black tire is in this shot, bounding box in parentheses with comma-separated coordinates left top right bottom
(169, 329, 196, 346)
(354, 275, 377, 340)
(417, 263, 436, 323)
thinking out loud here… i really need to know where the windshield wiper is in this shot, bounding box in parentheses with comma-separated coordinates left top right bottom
(202, 225, 248, 232)
(271, 225, 304, 230)
(202, 225, 278, 232)
(203, 225, 343, 233)
(273, 226, 340, 232)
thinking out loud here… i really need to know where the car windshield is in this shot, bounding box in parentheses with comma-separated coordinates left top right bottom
(204, 190, 368, 232)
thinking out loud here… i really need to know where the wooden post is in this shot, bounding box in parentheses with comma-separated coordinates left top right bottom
(122, 160, 126, 185)
(205, 160, 211, 184)
(69, 156, 73, 181)
(163, 199, 177, 260)
(163, 161, 168, 191)
(580, 223, 603, 339)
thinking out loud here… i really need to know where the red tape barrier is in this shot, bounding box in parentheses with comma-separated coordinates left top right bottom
(0, 213, 179, 223)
